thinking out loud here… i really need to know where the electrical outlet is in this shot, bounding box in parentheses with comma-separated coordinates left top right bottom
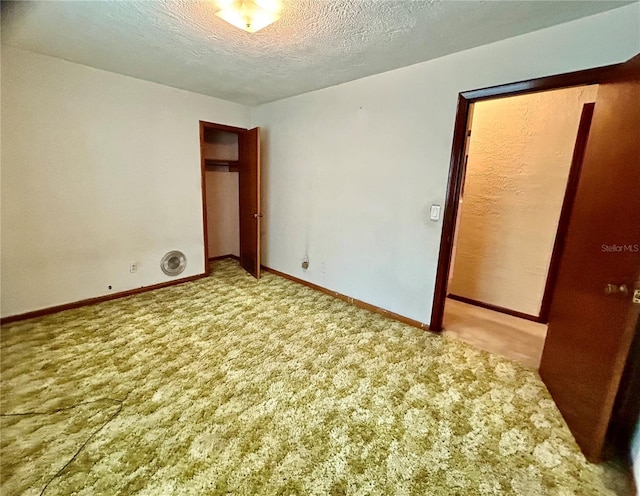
(129, 262, 138, 273)
(320, 262, 326, 274)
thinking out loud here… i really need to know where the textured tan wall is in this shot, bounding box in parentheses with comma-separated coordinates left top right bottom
(206, 171, 240, 258)
(449, 85, 598, 316)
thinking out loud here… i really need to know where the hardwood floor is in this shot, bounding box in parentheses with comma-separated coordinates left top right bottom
(442, 297, 548, 370)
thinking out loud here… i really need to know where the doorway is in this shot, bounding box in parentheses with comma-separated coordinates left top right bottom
(200, 121, 262, 278)
(442, 85, 598, 369)
(430, 55, 640, 463)
(429, 62, 620, 334)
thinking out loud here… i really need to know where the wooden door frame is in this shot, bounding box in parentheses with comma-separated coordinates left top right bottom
(199, 120, 249, 274)
(429, 62, 623, 332)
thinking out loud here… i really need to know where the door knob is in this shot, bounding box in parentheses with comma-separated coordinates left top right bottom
(605, 283, 629, 296)
(253, 213, 264, 219)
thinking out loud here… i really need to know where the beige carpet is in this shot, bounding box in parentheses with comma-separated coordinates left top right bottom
(0, 259, 629, 495)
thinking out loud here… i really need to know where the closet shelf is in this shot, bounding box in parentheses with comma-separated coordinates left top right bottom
(205, 159, 240, 172)
(205, 158, 239, 166)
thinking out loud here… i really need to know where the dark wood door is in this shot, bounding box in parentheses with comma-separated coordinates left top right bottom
(238, 127, 261, 278)
(539, 58, 640, 462)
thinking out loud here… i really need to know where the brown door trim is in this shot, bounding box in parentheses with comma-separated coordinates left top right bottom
(262, 265, 428, 330)
(199, 121, 209, 274)
(429, 62, 622, 332)
(200, 121, 249, 134)
(448, 294, 543, 323)
(0, 273, 208, 325)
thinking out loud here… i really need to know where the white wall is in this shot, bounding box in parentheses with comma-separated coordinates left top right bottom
(251, 4, 640, 324)
(1, 47, 250, 318)
(449, 86, 598, 317)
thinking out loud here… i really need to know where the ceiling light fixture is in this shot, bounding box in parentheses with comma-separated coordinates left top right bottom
(214, 0, 282, 33)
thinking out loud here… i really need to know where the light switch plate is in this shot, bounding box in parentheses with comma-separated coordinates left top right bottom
(430, 205, 441, 221)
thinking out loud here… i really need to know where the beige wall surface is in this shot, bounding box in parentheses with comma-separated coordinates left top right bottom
(206, 171, 240, 258)
(0, 47, 250, 318)
(448, 85, 598, 316)
(251, 4, 638, 323)
(2, 4, 638, 321)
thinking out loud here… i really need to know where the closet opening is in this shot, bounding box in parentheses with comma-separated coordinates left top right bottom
(200, 121, 262, 278)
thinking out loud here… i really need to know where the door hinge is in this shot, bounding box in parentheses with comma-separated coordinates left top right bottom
(633, 289, 640, 304)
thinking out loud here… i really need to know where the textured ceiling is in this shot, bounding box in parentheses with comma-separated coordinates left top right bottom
(1, 1, 632, 105)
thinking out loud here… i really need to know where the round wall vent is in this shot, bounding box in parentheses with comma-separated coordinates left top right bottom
(160, 250, 187, 277)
